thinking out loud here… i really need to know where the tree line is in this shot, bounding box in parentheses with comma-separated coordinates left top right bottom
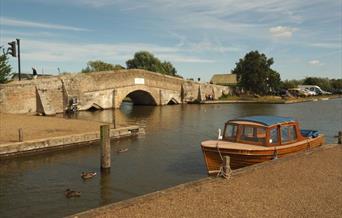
(1, 49, 341, 94)
(81, 51, 180, 77)
(231, 50, 342, 95)
(81, 50, 342, 94)
(282, 77, 342, 93)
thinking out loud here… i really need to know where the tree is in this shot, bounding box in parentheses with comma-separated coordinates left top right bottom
(113, 64, 125, 70)
(0, 54, 12, 83)
(267, 69, 281, 93)
(82, 60, 125, 73)
(232, 50, 281, 95)
(330, 79, 342, 90)
(126, 51, 179, 76)
(161, 61, 177, 76)
(281, 79, 303, 89)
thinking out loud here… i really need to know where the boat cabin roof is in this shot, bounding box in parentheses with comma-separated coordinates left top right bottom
(229, 115, 296, 127)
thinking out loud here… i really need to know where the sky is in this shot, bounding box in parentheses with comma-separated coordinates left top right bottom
(0, 0, 341, 81)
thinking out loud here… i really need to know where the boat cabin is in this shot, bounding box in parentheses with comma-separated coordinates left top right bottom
(222, 116, 308, 147)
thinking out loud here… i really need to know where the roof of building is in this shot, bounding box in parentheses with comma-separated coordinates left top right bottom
(230, 115, 296, 126)
(210, 74, 237, 85)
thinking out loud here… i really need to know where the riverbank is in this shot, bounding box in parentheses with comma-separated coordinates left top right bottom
(0, 113, 107, 144)
(72, 144, 342, 218)
(0, 113, 143, 157)
(202, 94, 341, 104)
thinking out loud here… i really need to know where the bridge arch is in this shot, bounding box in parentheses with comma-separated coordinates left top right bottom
(125, 90, 157, 106)
(167, 97, 179, 105)
(114, 85, 160, 108)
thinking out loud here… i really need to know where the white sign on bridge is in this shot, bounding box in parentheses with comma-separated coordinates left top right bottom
(134, 78, 145, 85)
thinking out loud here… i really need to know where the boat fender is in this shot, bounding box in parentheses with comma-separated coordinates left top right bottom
(218, 128, 223, 140)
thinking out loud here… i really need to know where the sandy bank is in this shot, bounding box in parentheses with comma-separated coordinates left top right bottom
(73, 144, 342, 218)
(0, 113, 106, 144)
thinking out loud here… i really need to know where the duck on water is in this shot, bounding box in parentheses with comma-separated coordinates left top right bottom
(81, 172, 97, 180)
(201, 115, 325, 175)
(64, 189, 81, 198)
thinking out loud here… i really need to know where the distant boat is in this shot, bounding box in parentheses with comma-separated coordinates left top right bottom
(201, 115, 325, 175)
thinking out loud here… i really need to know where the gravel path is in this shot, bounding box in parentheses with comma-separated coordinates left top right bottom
(74, 145, 342, 218)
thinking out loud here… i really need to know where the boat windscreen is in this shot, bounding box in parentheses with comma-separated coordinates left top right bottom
(240, 126, 266, 144)
(224, 124, 238, 141)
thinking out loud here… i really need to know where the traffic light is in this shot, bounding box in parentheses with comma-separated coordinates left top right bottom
(8, 41, 17, 57)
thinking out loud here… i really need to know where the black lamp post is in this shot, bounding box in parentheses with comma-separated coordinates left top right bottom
(16, 39, 21, 81)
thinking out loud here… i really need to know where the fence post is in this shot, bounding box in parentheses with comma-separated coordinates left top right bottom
(100, 125, 111, 170)
(338, 131, 342, 144)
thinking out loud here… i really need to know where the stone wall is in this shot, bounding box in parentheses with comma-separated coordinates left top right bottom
(35, 77, 64, 114)
(0, 81, 37, 114)
(0, 69, 231, 114)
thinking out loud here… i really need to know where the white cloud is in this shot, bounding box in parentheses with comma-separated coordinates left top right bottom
(28, 0, 340, 43)
(189, 41, 229, 52)
(169, 33, 240, 54)
(0, 36, 214, 65)
(73, 0, 120, 8)
(0, 17, 89, 31)
(158, 54, 215, 63)
(308, 60, 321, 65)
(309, 42, 342, 49)
(68, 0, 307, 35)
(73, 0, 302, 18)
(269, 26, 297, 38)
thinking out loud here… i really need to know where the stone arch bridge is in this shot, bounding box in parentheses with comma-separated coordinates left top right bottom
(0, 69, 231, 115)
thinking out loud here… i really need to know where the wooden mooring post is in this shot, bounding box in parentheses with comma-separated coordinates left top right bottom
(100, 125, 111, 171)
(338, 131, 342, 144)
(18, 128, 23, 142)
(222, 156, 232, 179)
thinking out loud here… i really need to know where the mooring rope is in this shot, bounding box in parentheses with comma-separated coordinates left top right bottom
(215, 142, 232, 179)
(216, 142, 223, 161)
(306, 138, 311, 150)
(272, 147, 278, 160)
(217, 165, 232, 179)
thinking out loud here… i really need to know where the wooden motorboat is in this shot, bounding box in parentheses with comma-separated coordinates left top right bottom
(201, 116, 324, 175)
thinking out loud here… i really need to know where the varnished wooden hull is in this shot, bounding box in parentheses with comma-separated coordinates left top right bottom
(201, 135, 325, 175)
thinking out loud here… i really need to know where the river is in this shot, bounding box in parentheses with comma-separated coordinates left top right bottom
(0, 99, 341, 217)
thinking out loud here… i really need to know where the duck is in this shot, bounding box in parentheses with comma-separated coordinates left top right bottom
(81, 171, 97, 180)
(64, 189, 81, 198)
(117, 148, 128, 153)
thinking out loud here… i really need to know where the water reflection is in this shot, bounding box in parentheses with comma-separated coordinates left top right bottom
(233, 103, 278, 116)
(100, 170, 112, 205)
(1, 99, 341, 218)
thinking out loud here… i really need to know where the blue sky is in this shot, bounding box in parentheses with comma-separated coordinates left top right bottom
(0, 0, 341, 81)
